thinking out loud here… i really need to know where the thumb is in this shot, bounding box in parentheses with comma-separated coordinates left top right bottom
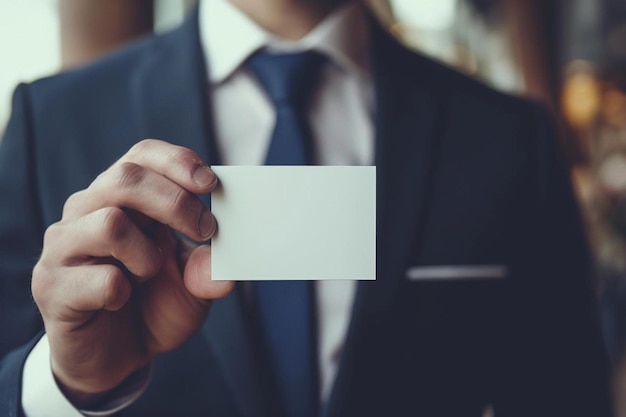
(183, 245, 235, 299)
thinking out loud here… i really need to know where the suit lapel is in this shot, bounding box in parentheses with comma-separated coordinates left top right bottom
(131, 7, 221, 174)
(131, 11, 274, 417)
(324, 19, 448, 416)
(202, 287, 280, 417)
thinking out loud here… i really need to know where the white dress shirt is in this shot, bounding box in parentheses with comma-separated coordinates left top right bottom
(22, 0, 373, 415)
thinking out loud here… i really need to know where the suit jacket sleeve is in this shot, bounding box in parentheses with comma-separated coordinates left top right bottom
(0, 84, 47, 417)
(492, 102, 613, 416)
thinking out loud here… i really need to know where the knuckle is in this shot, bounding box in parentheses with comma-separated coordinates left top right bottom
(31, 262, 55, 307)
(100, 266, 127, 308)
(42, 222, 64, 248)
(166, 186, 194, 217)
(62, 191, 84, 218)
(113, 162, 146, 189)
(128, 139, 157, 158)
(99, 207, 131, 243)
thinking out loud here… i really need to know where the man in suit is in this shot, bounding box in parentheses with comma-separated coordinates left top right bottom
(0, 0, 614, 415)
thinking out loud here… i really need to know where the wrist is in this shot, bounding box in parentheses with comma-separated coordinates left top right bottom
(53, 364, 152, 411)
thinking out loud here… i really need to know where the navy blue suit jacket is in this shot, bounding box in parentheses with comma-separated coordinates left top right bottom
(0, 10, 613, 417)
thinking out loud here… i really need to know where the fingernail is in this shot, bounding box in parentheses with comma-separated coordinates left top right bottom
(193, 165, 216, 189)
(199, 209, 216, 239)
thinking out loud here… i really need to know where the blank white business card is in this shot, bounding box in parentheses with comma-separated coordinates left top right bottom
(210, 166, 376, 281)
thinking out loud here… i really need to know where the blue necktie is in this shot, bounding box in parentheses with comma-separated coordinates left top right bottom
(247, 50, 325, 417)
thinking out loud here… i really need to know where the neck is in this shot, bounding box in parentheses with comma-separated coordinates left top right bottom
(228, 0, 347, 40)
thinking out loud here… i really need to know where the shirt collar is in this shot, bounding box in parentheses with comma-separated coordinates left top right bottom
(199, 0, 369, 84)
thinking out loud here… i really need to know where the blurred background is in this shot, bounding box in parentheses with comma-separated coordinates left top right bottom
(0, 0, 625, 413)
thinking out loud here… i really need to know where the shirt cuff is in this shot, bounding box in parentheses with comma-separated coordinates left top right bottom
(21, 334, 151, 417)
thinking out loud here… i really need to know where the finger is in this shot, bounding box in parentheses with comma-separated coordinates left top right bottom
(121, 139, 217, 193)
(43, 207, 163, 281)
(62, 162, 217, 241)
(33, 263, 132, 318)
(183, 245, 235, 300)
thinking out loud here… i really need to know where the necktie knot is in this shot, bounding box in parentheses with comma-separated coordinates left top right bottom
(246, 50, 326, 107)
